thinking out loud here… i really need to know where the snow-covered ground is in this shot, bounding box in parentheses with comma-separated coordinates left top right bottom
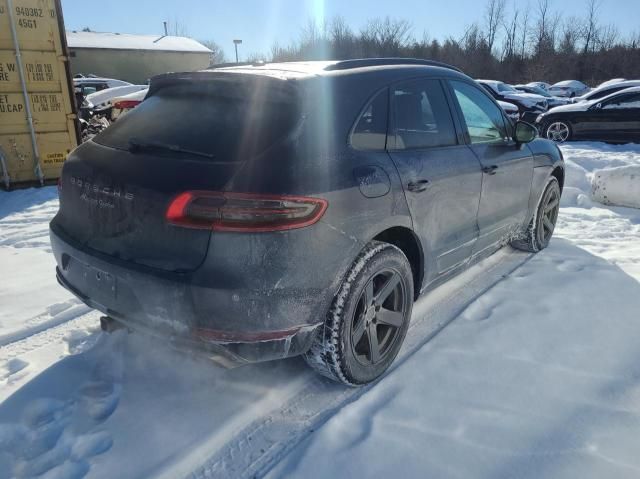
(1, 142, 639, 478)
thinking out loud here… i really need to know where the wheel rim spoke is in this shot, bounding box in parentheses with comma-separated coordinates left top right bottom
(363, 281, 374, 305)
(374, 272, 400, 306)
(351, 268, 407, 366)
(376, 308, 404, 328)
(367, 323, 381, 363)
(543, 215, 554, 232)
(545, 197, 559, 212)
(352, 316, 367, 345)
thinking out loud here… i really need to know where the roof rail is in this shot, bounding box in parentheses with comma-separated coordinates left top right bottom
(208, 61, 266, 69)
(324, 58, 462, 73)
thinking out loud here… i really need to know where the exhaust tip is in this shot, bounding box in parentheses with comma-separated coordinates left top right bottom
(100, 316, 127, 333)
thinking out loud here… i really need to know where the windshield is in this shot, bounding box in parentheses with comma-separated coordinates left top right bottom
(497, 83, 517, 92)
(94, 79, 301, 161)
(529, 86, 552, 97)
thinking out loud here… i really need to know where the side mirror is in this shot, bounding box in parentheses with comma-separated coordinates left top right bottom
(514, 120, 538, 144)
(592, 102, 602, 110)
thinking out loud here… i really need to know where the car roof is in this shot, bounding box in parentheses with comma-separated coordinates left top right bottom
(551, 80, 586, 87)
(205, 58, 466, 81)
(586, 80, 640, 95)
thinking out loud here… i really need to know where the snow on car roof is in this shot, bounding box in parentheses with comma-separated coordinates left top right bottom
(67, 31, 212, 53)
(551, 80, 587, 88)
(587, 80, 640, 95)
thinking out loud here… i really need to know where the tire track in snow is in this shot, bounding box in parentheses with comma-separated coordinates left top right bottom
(175, 248, 532, 479)
(0, 312, 100, 364)
(0, 300, 92, 348)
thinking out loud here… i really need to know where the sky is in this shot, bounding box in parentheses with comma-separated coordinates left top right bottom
(60, 0, 640, 60)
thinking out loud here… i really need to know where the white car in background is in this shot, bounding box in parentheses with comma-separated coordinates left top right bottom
(572, 80, 640, 103)
(110, 88, 149, 120)
(548, 80, 590, 98)
(83, 85, 148, 112)
(73, 76, 132, 96)
(527, 81, 551, 91)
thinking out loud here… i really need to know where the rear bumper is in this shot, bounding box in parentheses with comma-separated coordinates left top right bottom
(49, 225, 338, 363)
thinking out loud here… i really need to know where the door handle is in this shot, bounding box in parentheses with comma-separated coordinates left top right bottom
(407, 179, 429, 192)
(482, 165, 499, 175)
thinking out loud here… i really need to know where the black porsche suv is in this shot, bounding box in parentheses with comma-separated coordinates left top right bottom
(50, 59, 564, 385)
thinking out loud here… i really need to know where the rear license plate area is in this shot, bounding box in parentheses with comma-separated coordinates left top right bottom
(65, 256, 117, 301)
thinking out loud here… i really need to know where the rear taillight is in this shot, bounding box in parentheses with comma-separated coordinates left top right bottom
(165, 191, 328, 232)
(113, 100, 141, 110)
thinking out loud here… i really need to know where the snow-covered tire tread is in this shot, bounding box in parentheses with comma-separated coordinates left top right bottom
(304, 241, 410, 386)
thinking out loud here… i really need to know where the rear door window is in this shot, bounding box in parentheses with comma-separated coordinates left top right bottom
(350, 88, 389, 151)
(94, 78, 301, 161)
(390, 79, 457, 150)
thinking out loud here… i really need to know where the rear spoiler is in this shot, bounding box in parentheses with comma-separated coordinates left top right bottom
(146, 71, 298, 100)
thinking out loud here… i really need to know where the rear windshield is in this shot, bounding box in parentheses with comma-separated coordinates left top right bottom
(94, 78, 301, 161)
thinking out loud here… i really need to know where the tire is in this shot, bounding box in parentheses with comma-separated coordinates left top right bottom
(544, 121, 572, 142)
(304, 241, 414, 386)
(512, 177, 561, 253)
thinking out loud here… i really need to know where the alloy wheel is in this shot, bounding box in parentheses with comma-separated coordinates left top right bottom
(539, 185, 560, 244)
(546, 122, 570, 142)
(350, 269, 407, 366)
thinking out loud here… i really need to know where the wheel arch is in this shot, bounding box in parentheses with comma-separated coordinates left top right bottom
(372, 226, 424, 300)
(551, 165, 565, 192)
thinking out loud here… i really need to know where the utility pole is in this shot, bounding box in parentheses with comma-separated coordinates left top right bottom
(233, 39, 242, 63)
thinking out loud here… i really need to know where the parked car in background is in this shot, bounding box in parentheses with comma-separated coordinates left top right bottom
(514, 84, 571, 108)
(536, 86, 640, 142)
(527, 81, 551, 91)
(497, 100, 520, 122)
(476, 79, 548, 122)
(50, 59, 564, 386)
(78, 85, 146, 142)
(110, 88, 149, 120)
(572, 80, 640, 103)
(73, 76, 132, 96)
(597, 78, 626, 88)
(83, 85, 148, 113)
(548, 80, 590, 98)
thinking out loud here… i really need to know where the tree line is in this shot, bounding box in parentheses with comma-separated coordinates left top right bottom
(244, 0, 640, 85)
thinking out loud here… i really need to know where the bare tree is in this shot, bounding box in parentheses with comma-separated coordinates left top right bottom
(485, 0, 506, 53)
(360, 17, 413, 56)
(598, 24, 619, 51)
(200, 39, 226, 64)
(581, 0, 601, 53)
(519, 5, 530, 57)
(559, 17, 581, 54)
(501, 5, 520, 59)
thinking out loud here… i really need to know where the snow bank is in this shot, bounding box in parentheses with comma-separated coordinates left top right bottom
(591, 165, 640, 209)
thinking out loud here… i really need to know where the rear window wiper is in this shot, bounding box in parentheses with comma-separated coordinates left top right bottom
(128, 138, 215, 160)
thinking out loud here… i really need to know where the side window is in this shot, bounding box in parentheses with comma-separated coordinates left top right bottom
(390, 79, 456, 150)
(351, 88, 389, 151)
(591, 87, 623, 100)
(451, 81, 507, 144)
(603, 93, 640, 109)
